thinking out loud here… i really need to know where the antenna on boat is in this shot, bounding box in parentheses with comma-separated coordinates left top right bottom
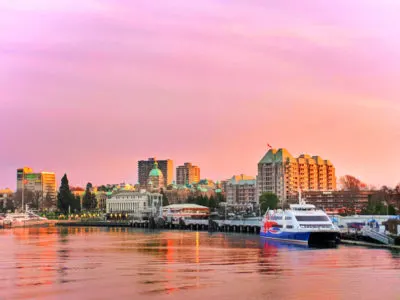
(298, 189, 306, 205)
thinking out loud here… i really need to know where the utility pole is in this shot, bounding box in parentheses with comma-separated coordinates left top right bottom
(21, 172, 24, 212)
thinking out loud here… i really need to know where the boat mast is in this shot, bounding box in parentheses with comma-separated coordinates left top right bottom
(298, 189, 301, 204)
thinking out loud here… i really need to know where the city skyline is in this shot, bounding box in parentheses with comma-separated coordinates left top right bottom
(1, 0, 400, 189)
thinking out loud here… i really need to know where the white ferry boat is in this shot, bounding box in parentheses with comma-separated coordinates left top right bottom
(260, 193, 340, 246)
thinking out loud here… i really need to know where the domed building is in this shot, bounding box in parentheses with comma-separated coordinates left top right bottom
(147, 161, 165, 192)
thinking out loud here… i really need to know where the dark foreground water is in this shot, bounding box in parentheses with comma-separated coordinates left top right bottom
(0, 227, 399, 300)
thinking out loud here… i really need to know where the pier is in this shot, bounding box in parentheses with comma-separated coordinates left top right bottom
(57, 218, 262, 234)
(53, 218, 400, 250)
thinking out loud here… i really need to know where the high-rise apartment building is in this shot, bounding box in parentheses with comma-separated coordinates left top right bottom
(226, 174, 257, 205)
(138, 158, 173, 187)
(257, 149, 336, 204)
(16, 167, 57, 208)
(176, 162, 200, 185)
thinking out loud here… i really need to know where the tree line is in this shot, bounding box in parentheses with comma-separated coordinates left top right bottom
(186, 193, 226, 209)
(57, 174, 97, 214)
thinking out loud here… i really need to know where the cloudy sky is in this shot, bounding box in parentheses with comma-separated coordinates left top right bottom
(1, 0, 400, 188)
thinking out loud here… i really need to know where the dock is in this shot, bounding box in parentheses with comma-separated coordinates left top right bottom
(56, 218, 262, 234)
(54, 219, 400, 249)
(341, 239, 400, 250)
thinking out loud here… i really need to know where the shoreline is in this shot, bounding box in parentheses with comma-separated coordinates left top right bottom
(4, 220, 400, 250)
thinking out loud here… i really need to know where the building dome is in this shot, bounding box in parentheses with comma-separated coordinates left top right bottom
(149, 161, 163, 177)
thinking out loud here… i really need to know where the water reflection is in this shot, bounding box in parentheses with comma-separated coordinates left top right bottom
(0, 227, 399, 300)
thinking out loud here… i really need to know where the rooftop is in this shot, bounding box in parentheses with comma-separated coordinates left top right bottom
(149, 161, 164, 177)
(164, 204, 209, 209)
(259, 148, 294, 164)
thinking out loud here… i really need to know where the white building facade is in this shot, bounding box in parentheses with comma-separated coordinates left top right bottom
(106, 190, 162, 219)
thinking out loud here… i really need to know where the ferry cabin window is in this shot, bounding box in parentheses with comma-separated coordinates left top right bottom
(272, 224, 283, 228)
(295, 216, 330, 222)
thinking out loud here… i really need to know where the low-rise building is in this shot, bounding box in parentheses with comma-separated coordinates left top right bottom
(226, 174, 257, 206)
(165, 186, 192, 204)
(163, 204, 209, 219)
(0, 188, 14, 210)
(106, 190, 162, 219)
(300, 190, 373, 213)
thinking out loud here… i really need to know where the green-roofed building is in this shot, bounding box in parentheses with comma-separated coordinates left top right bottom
(147, 161, 165, 192)
(257, 148, 336, 205)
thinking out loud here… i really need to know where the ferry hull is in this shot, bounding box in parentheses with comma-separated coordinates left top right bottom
(260, 231, 339, 246)
(260, 231, 310, 244)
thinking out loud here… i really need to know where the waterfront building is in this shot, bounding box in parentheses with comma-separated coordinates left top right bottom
(176, 163, 200, 185)
(138, 158, 173, 187)
(301, 190, 373, 214)
(226, 174, 257, 206)
(257, 149, 336, 204)
(16, 167, 57, 209)
(106, 190, 162, 219)
(163, 204, 209, 218)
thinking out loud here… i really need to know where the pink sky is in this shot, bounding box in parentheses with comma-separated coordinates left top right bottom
(1, 0, 400, 189)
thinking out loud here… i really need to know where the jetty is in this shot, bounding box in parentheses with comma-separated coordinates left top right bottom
(57, 217, 262, 234)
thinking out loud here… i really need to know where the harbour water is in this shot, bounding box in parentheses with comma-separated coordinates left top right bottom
(0, 227, 399, 300)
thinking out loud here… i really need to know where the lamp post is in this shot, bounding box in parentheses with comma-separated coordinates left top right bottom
(21, 173, 24, 212)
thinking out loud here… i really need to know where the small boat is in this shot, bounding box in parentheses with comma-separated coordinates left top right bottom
(260, 192, 340, 247)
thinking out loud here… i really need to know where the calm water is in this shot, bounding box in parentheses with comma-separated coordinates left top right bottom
(0, 227, 399, 300)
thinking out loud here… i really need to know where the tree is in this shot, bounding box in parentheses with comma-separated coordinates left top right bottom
(82, 182, 97, 210)
(98, 185, 107, 192)
(259, 192, 279, 214)
(187, 195, 195, 204)
(208, 195, 217, 210)
(5, 198, 15, 212)
(196, 195, 208, 207)
(160, 189, 169, 206)
(73, 195, 81, 212)
(43, 193, 55, 210)
(339, 175, 365, 191)
(216, 193, 226, 204)
(388, 204, 396, 215)
(31, 191, 42, 210)
(57, 174, 75, 214)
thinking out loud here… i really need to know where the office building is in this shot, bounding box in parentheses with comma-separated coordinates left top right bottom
(138, 158, 173, 187)
(176, 162, 200, 185)
(16, 167, 57, 209)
